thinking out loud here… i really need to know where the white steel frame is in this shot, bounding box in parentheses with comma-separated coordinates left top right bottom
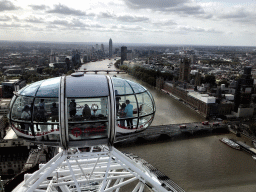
(13, 146, 181, 192)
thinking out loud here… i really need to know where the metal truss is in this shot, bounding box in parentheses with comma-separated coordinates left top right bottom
(13, 146, 183, 192)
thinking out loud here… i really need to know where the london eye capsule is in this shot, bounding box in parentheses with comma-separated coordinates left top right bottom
(9, 73, 156, 149)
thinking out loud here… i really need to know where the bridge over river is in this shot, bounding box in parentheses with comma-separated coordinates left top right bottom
(115, 122, 228, 143)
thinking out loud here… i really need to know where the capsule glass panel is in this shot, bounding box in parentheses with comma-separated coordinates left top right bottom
(138, 115, 154, 129)
(126, 80, 147, 93)
(36, 77, 60, 97)
(113, 77, 156, 134)
(18, 80, 44, 96)
(11, 96, 33, 121)
(136, 92, 154, 116)
(33, 98, 59, 137)
(67, 97, 109, 143)
(11, 96, 33, 136)
(112, 78, 133, 95)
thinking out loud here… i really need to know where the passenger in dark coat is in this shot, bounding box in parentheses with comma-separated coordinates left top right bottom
(69, 99, 76, 117)
(51, 102, 58, 130)
(82, 104, 91, 120)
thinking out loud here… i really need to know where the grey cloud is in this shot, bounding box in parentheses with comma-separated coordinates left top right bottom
(12, 15, 19, 21)
(178, 26, 222, 34)
(217, 8, 256, 24)
(219, 9, 248, 19)
(123, 0, 210, 18)
(90, 23, 103, 28)
(117, 15, 149, 22)
(29, 4, 49, 10)
(47, 4, 86, 16)
(98, 12, 149, 23)
(119, 25, 145, 32)
(0, 0, 19, 12)
(0, 15, 20, 22)
(32, 27, 46, 31)
(47, 21, 89, 31)
(153, 20, 177, 26)
(98, 12, 113, 19)
(0, 23, 31, 28)
(124, 0, 188, 10)
(26, 16, 44, 23)
(49, 19, 101, 29)
(0, 15, 11, 21)
(46, 25, 59, 29)
(170, 4, 205, 15)
(70, 19, 85, 27)
(51, 20, 70, 26)
(0, 23, 20, 27)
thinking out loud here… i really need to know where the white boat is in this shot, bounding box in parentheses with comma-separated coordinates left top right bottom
(252, 155, 256, 160)
(220, 137, 240, 150)
(252, 140, 256, 148)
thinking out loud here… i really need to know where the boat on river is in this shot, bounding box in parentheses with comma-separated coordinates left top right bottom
(220, 137, 240, 150)
(252, 140, 256, 148)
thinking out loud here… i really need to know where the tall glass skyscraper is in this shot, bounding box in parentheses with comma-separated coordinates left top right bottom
(109, 38, 112, 57)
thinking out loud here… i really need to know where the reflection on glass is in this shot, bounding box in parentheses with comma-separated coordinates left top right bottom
(112, 78, 133, 95)
(138, 115, 153, 129)
(69, 122, 108, 140)
(11, 96, 34, 120)
(136, 92, 154, 116)
(117, 118, 138, 129)
(18, 80, 44, 96)
(36, 77, 60, 97)
(126, 80, 146, 93)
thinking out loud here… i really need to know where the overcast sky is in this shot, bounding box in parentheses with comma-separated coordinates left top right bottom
(0, 0, 256, 46)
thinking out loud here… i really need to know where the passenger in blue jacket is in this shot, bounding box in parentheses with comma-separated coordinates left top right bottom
(125, 100, 133, 129)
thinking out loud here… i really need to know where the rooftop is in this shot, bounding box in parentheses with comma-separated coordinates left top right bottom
(188, 91, 216, 104)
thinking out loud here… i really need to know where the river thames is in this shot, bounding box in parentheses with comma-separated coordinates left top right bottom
(80, 59, 256, 192)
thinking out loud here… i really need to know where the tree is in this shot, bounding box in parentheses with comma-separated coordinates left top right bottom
(218, 79, 229, 87)
(114, 59, 121, 68)
(43, 67, 53, 75)
(119, 65, 129, 71)
(67, 70, 75, 75)
(204, 75, 216, 87)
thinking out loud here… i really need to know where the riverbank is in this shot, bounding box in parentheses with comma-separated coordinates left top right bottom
(161, 88, 207, 118)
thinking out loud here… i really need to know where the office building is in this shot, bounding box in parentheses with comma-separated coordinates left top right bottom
(101, 44, 104, 52)
(121, 46, 127, 64)
(109, 38, 113, 57)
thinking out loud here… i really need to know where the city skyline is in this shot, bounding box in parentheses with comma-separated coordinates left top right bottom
(0, 0, 256, 46)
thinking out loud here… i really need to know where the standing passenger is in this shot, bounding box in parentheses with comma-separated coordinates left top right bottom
(119, 103, 126, 127)
(38, 106, 47, 132)
(69, 99, 76, 117)
(115, 90, 121, 113)
(21, 105, 31, 133)
(39, 99, 45, 109)
(82, 104, 91, 120)
(124, 100, 133, 129)
(51, 102, 58, 130)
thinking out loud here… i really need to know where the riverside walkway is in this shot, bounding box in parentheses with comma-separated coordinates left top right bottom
(115, 122, 228, 143)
